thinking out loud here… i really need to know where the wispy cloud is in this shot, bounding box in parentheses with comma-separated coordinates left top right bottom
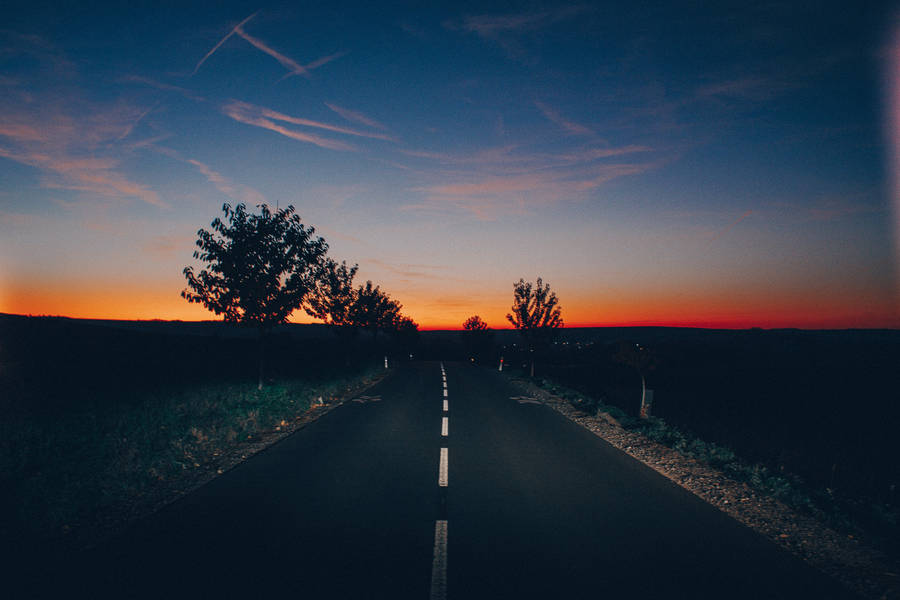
(0, 94, 166, 208)
(534, 100, 593, 136)
(706, 210, 753, 244)
(400, 142, 651, 174)
(325, 102, 387, 130)
(0, 146, 165, 208)
(400, 141, 659, 220)
(143, 232, 197, 258)
(767, 195, 885, 223)
(222, 101, 355, 151)
(222, 100, 394, 150)
(0, 123, 45, 142)
(186, 159, 265, 204)
(253, 103, 393, 141)
(447, 6, 589, 59)
(400, 194, 530, 221)
(120, 75, 204, 102)
(365, 258, 452, 280)
(453, 6, 587, 37)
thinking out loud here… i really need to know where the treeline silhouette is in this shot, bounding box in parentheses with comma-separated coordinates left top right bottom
(0, 314, 406, 415)
(182, 203, 418, 389)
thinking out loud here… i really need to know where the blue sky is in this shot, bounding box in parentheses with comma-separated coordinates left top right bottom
(1, 1, 898, 327)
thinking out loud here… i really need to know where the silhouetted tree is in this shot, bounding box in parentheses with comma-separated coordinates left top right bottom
(349, 281, 402, 340)
(182, 202, 328, 389)
(461, 315, 494, 364)
(506, 277, 563, 377)
(614, 341, 657, 418)
(463, 315, 488, 331)
(305, 259, 359, 329)
(391, 316, 420, 357)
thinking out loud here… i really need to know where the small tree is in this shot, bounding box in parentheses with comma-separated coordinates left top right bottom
(182, 202, 328, 389)
(461, 315, 494, 364)
(506, 277, 563, 377)
(391, 315, 420, 358)
(463, 315, 488, 331)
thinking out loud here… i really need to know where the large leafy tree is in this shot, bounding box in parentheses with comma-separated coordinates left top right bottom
(506, 277, 563, 377)
(349, 280, 402, 339)
(305, 259, 359, 328)
(182, 202, 328, 388)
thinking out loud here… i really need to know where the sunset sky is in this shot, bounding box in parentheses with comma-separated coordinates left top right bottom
(2, 1, 899, 329)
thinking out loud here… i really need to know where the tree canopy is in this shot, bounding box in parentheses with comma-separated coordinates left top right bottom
(349, 280, 402, 337)
(461, 315, 494, 363)
(463, 315, 489, 331)
(305, 259, 359, 327)
(506, 277, 563, 376)
(182, 203, 328, 330)
(506, 277, 563, 335)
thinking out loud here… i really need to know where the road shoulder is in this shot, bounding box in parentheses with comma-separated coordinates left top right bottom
(505, 372, 899, 600)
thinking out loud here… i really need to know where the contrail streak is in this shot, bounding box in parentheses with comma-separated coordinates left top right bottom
(233, 25, 309, 75)
(192, 12, 258, 75)
(706, 210, 753, 245)
(277, 51, 349, 82)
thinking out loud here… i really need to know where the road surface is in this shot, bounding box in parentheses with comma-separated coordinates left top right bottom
(26, 361, 856, 598)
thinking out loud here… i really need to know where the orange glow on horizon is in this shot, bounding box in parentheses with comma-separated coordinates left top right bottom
(2, 279, 897, 330)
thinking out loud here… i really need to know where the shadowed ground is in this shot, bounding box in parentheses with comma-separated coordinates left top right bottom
(18, 361, 857, 599)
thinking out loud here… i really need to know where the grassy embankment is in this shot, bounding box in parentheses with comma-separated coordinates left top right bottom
(0, 315, 386, 552)
(3, 370, 382, 548)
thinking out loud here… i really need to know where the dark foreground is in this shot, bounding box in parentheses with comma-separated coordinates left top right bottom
(17, 361, 856, 599)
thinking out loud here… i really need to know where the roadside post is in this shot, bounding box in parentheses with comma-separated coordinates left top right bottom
(498, 356, 504, 372)
(384, 356, 388, 369)
(640, 389, 654, 418)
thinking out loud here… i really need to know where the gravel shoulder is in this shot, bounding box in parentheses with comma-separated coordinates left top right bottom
(506, 373, 900, 600)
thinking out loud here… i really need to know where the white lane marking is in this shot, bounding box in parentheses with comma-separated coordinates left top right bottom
(441, 416, 448, 437)
(443, 389, 448, 398)
(429, 520, 448, 600)
(443, 399, 448, 412)
(443, 382, 447, 391)
(351, 395, 381, 403)
(439, 447, 448, 487)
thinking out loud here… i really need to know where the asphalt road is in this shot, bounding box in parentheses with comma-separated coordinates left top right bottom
(27, 361, 856, 599)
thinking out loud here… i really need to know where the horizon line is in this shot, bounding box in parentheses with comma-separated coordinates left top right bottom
(2, 313, 897, 332)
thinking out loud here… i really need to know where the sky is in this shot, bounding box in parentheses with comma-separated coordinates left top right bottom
(1, 1, 899, 329)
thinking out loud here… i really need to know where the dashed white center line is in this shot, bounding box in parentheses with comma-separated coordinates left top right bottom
(443, 399, 448, 412)
(429, 520, 448, 600)
(441, 416, 448, 437)
(438, 447, 448, 487)
(443, 389, 448, 398)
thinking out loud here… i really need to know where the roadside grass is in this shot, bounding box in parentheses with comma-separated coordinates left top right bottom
(520, 372, 899, 553)
(1, 364, 383, 550)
